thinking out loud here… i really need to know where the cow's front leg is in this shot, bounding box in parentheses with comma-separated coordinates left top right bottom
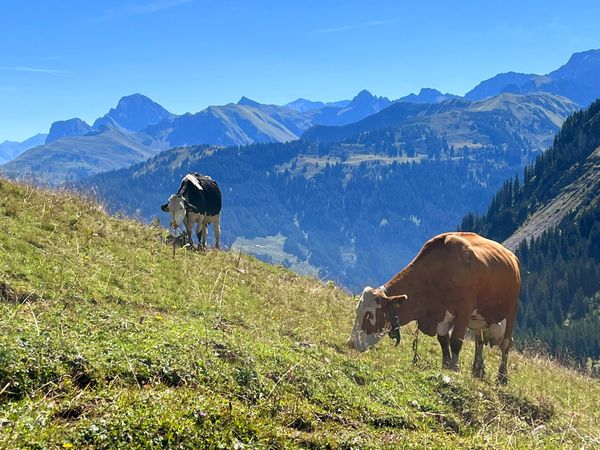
(184, 220, 194, 248)
(437, 333, 452, 369)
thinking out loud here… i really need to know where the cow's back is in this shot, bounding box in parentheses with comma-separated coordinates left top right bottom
(182, 174, 222, 216)
(416, 232, 520, 324)
(196, 177, 222, 216)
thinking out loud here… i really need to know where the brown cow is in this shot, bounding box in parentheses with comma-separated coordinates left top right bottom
(348, 232, 520, 383)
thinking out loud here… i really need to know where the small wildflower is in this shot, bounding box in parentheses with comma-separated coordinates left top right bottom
(62, 444, 74, 449)
(155, 314, 164, 321)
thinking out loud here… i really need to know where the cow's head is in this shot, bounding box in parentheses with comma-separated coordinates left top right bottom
(347, 286, 408, 352)
(160, 195, 187, 228)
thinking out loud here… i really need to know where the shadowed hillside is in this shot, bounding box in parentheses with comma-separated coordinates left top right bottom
(461, 100, 600, 368)
(1, 178, 599, 448)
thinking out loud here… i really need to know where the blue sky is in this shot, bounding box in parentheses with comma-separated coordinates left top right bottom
(1, 0, 599, 141)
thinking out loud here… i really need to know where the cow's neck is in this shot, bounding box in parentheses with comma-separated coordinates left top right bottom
(383, 265, 422, 325)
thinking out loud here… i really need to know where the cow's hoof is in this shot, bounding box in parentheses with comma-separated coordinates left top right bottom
(472, 366, 485, 379)
(497, 373, 508, 385)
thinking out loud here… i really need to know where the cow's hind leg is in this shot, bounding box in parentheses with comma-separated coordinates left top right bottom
(472, 331, 485, 379)
(498, 303, 518, 384)
(184, 216, 194, 248)
(213, 215, 221, 249)
(449, 314, 469, 372)
(195, 224, 204, 250)
(437, 334, 452, 369)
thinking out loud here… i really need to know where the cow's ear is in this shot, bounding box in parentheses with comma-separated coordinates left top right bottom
(160, 203, 169, 212)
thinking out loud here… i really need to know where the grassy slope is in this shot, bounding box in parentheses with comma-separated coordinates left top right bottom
(0, 179, 598, 449)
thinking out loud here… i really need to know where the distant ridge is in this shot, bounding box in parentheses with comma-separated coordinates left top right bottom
(0, 125, 159, 184)
(397, 88, 460, 103)
(311, 89, 392, 126)
(464, 49, 600, 105)
(46, 118, 91, 144)
(93, 93, 175, 132)
(0, 133, 47, 165)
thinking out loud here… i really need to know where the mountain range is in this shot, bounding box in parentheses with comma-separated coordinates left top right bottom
(92, 93, 175, 131)
(87, 91, 579, 290)
(304, 92, 577, 149)
(466, 49, 600, 105)
(4, 48, 599, 184)
(0, 125, 160, 184)
(0, 90, 395, 183)
(0, 134, 47, 165)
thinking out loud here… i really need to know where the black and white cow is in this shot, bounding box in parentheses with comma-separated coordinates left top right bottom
(161, 173, 222, 249)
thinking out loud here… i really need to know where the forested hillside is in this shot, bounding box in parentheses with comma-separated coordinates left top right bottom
(89, 93, 577, 290)
(461, 100, 600, 369)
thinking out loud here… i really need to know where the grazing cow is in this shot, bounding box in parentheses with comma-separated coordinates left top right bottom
(348, 232, 520, 383)
(161, 173, 222, 249)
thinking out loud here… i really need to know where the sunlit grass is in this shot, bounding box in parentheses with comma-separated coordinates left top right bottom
(0, 178, 599, 448)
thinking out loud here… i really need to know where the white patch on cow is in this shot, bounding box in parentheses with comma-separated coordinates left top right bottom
(464, 310, 506, 347)
(183, 174, 203, 192)
(349, 286, 386, 352)
(468, 310, 488, 330)
(436, 311, 455, 335)
(484, 318, 507, 347)
(167, 195, 186, 226)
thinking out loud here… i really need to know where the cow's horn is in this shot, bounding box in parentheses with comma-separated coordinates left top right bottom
(383, 294, 408, 302)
